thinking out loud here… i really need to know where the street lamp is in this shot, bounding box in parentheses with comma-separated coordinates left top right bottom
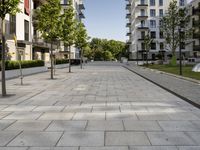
(178, 27, 183, 76)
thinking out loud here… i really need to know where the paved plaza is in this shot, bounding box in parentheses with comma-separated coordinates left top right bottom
(0, 62, 200, 150)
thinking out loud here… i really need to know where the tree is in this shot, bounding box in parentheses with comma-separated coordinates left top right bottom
(0, 0, 20, 96)
(60, 0, 76, 73)
(34, 0, 61, 79)
(161, 0, 191, 65)
(144, 31, 153, 66)
(75, 21, 88, 69)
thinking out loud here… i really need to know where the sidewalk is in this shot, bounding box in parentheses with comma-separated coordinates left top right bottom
(125, 64, 200, 107)
(0, 63, 200, 150)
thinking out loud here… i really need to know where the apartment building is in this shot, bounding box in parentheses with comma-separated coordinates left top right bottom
(0, 0, 85, 62)
(0, 0, 34, 61)
(126, 0, 187, 60)
(189, 0, 200, 57)
(60, 0, 85, 59)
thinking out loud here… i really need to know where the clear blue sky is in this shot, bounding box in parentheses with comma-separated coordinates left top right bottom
(84, 0, 127, 42)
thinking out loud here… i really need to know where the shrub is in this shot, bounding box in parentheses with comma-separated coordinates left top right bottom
(0, 60, 45, 71)
(55, 59, 69, 65)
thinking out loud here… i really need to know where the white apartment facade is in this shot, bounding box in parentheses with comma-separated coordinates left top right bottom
(0, 0, 34, 61)
(60, 0, 85, 59)
(126, 0, 188, 60)
(0, 0, 85, 62)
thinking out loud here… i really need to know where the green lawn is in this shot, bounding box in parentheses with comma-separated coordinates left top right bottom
(146, 64, 200, 81)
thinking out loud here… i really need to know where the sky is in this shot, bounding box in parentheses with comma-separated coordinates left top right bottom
(83, 0, 192, 42)
(84, 0, 127, 42)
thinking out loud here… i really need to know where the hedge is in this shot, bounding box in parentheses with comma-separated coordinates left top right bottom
(55, 59, 69, 65)
(0, 60, 45, 71)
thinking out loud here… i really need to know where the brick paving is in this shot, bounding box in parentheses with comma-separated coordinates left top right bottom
(0, 62, 199, 150)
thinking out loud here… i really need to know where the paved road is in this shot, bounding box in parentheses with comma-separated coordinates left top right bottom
(0, 62, 200, 150)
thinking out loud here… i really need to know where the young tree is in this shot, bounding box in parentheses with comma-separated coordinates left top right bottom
(60, 0, 76, 73)
(161, 0, 191, 65)
(75, 21, 88, 69)
(0, 0, 20, 96)
(34, 0, 61, 79)
(144, 31, 153, 66)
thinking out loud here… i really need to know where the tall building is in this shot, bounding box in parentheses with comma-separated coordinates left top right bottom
(60, 0, 85, 59)
(126, 0, 187, 60)
(0, 0, 34, 61)
(189, 0, 200, 57)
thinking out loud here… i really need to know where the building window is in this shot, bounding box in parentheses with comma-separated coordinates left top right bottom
(160, 42, 164, 50)
(180, 42, 185, 49)
(150, 0, 155, 6)
(24, 20, 29, 41)
(151, 31, 156, 38)
(150, 9, 156, 17)
(141, 0, 145, 5)
(160, 31, 164, 38)
(150, 20, 156, 28)
(151, 43, 156, 50)
(159, 0, 163, 6)
(159, 9, 163, 17)
(141, 20, 145, 27)
(10, 15, 16, 34)
(141, 31, 145, 39)
(141, 9, 145, 16)
(180, 0, 184, 6)
(141, 43, 145, 50)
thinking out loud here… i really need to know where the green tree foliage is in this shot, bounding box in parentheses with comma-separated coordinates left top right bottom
(161, 0, 191, 65)
(144, 32, 153, 65)
(0, 0, 21, 96)
(75, 21, 88, 68)
(34, 0, 61, 79)
(60, 0, 76, 72)
(89, 38, 126, 61)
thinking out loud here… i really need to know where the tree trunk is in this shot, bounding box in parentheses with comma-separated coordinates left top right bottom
(50, 40, 53, 79)
(80, 48, 83, 69)
(146, 50, 148, 67)
(1, 18, 7, 96)
(69, 46, 71, 73)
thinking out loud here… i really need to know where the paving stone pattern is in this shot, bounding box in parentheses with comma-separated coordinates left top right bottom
(0, 62, 200, 150)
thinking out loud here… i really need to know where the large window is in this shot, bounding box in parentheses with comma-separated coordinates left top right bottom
(180, 0, 185, 6)
(160, 42, 164, 50)
(24, 20, 29, 41)
(150, 0, 155, 6)
(150, 20, 156, 28)
(159, 9, 163, 17)
(151, 43, 156, 50)
(151, 31, 156, 38)
(150, 9, 156, 17)
(159, 0, 163, 6)
(10, 15, 16, 34)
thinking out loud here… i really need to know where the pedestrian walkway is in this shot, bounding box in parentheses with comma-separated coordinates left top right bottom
(0, 62, 200, 150)
(125, 64, 200, 107)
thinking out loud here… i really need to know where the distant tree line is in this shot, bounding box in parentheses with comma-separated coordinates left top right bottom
(83, 38, 128, 61)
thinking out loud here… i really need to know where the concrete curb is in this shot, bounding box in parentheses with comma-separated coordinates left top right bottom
(123, 65, 200, 109)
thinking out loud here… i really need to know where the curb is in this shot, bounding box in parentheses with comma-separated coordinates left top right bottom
(123, 65, 200, 109)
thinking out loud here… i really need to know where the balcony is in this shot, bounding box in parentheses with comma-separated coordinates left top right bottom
(126, 40, 132, 45)
(136, 15, 148, 20)
(193, 45, 200, 51)
(137, 26, 149, 30)
(126, 4, 131, 10)
(193, 33, 200, 39)
(126, 13, 131, 19)
(126, 23, 131, 27)
(126, 32, 131, 36)
(192, 7, 200, 16)
(79, 12, 85, 19)
(79, 4, 85, 10)
(193, 20, 200, 27)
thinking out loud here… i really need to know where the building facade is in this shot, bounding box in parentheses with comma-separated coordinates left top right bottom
(189, 0, 200, 58)
(0, 0, 85, 62)
(126, 0, 188, 60)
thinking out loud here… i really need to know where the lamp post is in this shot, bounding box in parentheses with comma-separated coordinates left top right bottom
(179, 27, 183, 76)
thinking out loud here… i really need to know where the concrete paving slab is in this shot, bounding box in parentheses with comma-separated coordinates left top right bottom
(130, 146, 178, 150)
(46, 121, 87, 131)
(178, 146, 200, 150)
(86, 120, 124, 131)
(57, 131, 104, 146)
(38, 113, 74, 120)
(28, 147, 78, 150)
(2, 105, 36, 112)
(0, 131, 20, 146)
(136, 112, 171, 121)
(105, 132, 151, 146)
(185, 132, 200, 145)
(63, 106, 92, 113)
(73, 113, 105, 120)
(3, 112, 42, 120)
(5, 120, 51, 131)
(147, 132, 196, 146)
(124, 120, 162, 131)
(80, 147, 129, 150)
(33, 106, 64, 112)
(8, 131, 63, 146)
(0, 112, 12, 119)
(0, 148, 28, 150)
(168, 113, 200, 121)
(158, 121, 200, 131)
(106, 112, 138, 120)
(0, 120, 16, 130)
